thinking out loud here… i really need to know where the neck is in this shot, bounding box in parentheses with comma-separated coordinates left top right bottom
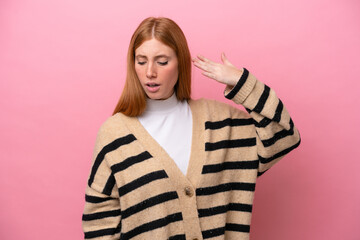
(144, 93, 179, 114)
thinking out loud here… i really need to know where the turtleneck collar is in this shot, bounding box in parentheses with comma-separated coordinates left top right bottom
(143, 92, 180, 114)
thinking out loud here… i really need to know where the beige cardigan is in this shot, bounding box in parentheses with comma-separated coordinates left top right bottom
(82, 69, 301, 240)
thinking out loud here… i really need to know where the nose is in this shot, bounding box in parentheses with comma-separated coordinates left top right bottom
(146, 63, 157, 79)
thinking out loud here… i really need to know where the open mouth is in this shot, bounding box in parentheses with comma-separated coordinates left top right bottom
(146, 83, 160, 93)
(146, 83, 160, 87)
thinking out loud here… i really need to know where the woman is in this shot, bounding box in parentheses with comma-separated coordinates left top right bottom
(82, 17, 301, 240)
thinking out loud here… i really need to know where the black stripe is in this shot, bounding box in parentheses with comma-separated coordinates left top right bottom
(225, 68, 249, 100)
(111, 151, 152, 174)
(245, 107, 272, 128)
(122, 191, 179, 219)
(205, 118, 253, 130)
(247, 101, 285, 128)
(85, 194, 114, 204)
(226, 223, 250, 233)
(255, 117, 272, 128)
(258, 139, 301, 164)
(202, 223, 250, 239)
(273, 100, 283, 123)
(257, 169, 268, 177)
(84, 225, 121, 239)
(253, 85, 270, 113)
(168, 234, 186, 240)
(82, 209, 121, 221)
(103, 174, 116, 195)
(88, 134, 136, 187)
(202, 226, 225, 239)
(202, 160, 259, 174)
(260, 119, 295, 147)
(198, 203, 253, 218)
(205, 138, 256, 151)
(118, 170, 168, 197)
(196, 182, 256, 196)
(121, 212, 183, 240)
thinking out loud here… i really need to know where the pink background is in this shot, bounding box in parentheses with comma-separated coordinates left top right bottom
(1, 0, 359, 239)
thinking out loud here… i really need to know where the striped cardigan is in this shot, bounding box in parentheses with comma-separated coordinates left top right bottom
(82, 68, 301, 240)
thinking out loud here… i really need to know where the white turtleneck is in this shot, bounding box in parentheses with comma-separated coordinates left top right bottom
(138, 93, 192, 175)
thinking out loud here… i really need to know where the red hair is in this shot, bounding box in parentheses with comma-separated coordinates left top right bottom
(113, 17, 192, 117)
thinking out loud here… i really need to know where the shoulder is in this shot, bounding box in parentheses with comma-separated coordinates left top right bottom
(95, 113, 134, 144)
(98, 113, 122, 134)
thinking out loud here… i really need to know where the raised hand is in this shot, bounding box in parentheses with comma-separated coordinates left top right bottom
(192, 53, 244, 87)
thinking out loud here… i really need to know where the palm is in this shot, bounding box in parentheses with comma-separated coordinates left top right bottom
(192, 53, 243, 86)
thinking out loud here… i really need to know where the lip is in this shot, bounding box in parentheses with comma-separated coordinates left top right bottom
(145, 82, 160, 93)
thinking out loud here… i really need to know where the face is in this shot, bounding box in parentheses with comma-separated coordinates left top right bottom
(135, 38, 179, 100)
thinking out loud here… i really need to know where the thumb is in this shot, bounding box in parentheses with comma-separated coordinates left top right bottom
(221, 52, 234, 67)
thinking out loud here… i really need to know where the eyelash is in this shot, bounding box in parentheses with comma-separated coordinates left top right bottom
(137, 61, 168, 66)
(158, 61, 168, 66)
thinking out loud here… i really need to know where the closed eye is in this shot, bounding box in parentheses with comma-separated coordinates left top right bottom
(158, 61, 168, 66)
(137, 61, 146, 65)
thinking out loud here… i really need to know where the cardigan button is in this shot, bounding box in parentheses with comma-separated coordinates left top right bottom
(184, 187, 193, 197)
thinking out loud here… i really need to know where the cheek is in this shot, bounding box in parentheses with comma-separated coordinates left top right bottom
(164, 66, 179, 85)
(134, 66, 144, 80)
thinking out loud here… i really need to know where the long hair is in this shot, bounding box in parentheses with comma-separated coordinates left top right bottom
(113, 17, 192, 117)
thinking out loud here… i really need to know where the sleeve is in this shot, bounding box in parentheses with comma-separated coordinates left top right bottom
(224, 68, 301, 176)
(82, 128, 122, 239)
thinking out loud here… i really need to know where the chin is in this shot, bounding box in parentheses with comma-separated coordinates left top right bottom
(146, 93, 162, 100)
(146, 92, 171, 100)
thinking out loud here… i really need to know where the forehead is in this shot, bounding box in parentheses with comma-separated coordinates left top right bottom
(135, 38, 176, 57)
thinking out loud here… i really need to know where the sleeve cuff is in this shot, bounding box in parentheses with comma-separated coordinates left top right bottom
(224, 68, 257, 104)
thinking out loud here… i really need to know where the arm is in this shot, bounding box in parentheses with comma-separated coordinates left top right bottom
(193, 54, 301, 176)
(223, 68, 301, 175)
(82, 129, 121, 239)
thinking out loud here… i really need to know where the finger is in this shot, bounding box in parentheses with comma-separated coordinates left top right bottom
(192, 57, 209, 67)
(192, 57, 201, 64)
(221, 52, 235, 67)
(197, 55, 216, 66)
(193, 60, 213, 73)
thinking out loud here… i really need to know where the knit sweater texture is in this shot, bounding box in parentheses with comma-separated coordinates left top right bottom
(82, 69, 301, 240)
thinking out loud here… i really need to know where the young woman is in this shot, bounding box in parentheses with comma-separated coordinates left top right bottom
(82, 17, 301, 240)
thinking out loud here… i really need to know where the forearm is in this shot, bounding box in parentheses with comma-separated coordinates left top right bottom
(224, 68, 301, 175)
(82, 130, 122, 239)
(82, 185, 121, 239)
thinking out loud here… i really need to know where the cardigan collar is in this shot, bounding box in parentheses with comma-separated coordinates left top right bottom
(117, 99, 206, 189)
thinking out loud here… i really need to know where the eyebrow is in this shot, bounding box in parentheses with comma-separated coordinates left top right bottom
(135, 54, 169, 59)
